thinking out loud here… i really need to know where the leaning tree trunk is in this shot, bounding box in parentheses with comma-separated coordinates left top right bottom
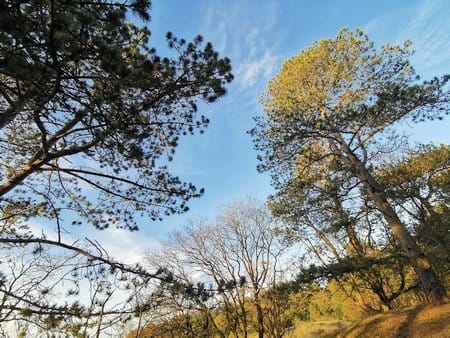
(340, 143, 448, 304)
(365, 183, 447, 303)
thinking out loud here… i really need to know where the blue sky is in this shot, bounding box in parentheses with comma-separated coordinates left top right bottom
(36, 0, 450, 262)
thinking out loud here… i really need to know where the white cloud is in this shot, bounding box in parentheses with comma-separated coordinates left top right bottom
(199, 1, 280, 90)
(25, 218, 159, 264)
(245, 26, 259, 46)
(407, 0, 450, 74)
(364, 0, 450, 77)
(92, 226, 159, 264)
(235, 51, 278, 88)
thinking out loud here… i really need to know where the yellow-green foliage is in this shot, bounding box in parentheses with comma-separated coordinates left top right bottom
(377, 144, 450, 278)
(125, 272, 450, 337)
(379, 144, 450, 189)
(284, 282, 367, 325)
(307, 281, 374, 322)
(264, 28, 412, 121)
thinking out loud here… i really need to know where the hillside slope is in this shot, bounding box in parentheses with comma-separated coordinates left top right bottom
(340, 303, 450, 338)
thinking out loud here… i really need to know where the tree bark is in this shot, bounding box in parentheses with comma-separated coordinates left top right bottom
(254, 293, 265, 338)
(364, 186, 447, 304)
(339, 139, 448, 304)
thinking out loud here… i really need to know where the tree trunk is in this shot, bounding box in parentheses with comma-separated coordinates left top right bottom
(254, 294, 265, 338)
(340, 141, 448, 304)
(366, 189, 447, 304)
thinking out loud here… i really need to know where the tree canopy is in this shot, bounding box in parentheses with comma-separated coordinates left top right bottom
(0, 0, 233, 232)
(252, 28, 449, 303)
(0, 0, 232, 333)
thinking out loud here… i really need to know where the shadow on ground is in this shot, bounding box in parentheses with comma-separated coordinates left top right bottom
(339, 303, 450, 338)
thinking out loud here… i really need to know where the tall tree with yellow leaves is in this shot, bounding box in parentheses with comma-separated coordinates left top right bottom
(252, 29, 449, 303)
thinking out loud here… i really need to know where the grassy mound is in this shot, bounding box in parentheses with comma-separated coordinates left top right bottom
(340, 303, 450, 338)
(282, 303, 450, 337)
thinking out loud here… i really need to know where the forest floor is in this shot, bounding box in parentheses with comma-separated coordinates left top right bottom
(285, 302, 450, 338)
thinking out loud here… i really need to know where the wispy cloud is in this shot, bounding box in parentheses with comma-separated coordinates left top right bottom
(200, 0, 281, 90)
(235, 51, 278, 88)
(364, 0, 450, 77)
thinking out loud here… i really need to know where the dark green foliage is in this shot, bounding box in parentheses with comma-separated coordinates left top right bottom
(0, 0, 233, 231)
(0, 1, 232, 333)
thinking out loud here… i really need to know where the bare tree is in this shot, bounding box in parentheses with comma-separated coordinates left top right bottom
(0, 238, 178, 336)
(142, 199, 291, 338)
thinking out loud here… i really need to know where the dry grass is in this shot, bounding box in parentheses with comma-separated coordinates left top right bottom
(281, 303, 450, 338)
(284, 320, 348, 338)
(340, 302, 450, 338)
